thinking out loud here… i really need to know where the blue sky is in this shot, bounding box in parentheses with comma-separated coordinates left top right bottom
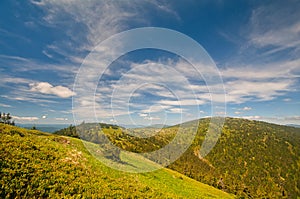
(0, 0, 299, 125)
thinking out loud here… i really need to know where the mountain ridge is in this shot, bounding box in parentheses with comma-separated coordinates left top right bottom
(54, 117, 300, 198)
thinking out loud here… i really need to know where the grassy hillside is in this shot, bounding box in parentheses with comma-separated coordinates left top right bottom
(55, 118, 300, 198)
(0, 123, 233, 198)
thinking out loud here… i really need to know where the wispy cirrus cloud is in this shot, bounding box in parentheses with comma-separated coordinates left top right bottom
(221, 59, 300, 80)
(218, 1, 300, 106)
(0, 54, 78, 76)
(31, 0, 179, 53)
(0, 28, 31, 43)
(248, 1, 300, 55)
(219, 59, 299, 104)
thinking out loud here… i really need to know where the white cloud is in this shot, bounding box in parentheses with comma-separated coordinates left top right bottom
(139, 113, 148, 117)
(109, 119, 116, 123)
(12, 116, 39, 121)
(215, 111, 226, 116)
(141, 105, 171, 114)
(168, 108, 184, 113)
(241, 115, 261, 120)
(219, 59, 299, 104)
(0, 55, 79, 108)
(42, 115, 47, 119)
(0, 103, 11, 108)
(223, 79, 294, 103)
(238, 115, 300, 125)
(160, 99, 205, 106)
(118, 58, 297, 106)
(55, 117, 68, 121)
(144, 116, 160, 120)
(2, 88, 61, 107)
(42, 50, 53, 58)
(221, 59, 300, 80)
(30, 82, 75, 98)
(73, 58, 216, 122)
(284, 116, 300, 121)
(241, 107, 252, 111)
(1, 76, 33, 85)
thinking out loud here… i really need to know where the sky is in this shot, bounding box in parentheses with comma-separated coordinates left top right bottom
(0, 0, 299, 126)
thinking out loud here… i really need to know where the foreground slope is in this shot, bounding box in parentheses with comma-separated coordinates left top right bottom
(0, 124, 233, 198)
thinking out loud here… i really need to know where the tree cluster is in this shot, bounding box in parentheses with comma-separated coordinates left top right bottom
(0, 112, 15, 125)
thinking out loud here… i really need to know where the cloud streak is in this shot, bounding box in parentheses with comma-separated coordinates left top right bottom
(31, 0, 178, 53)
(248, 1, 300, 55)
(240, 115, 300, 125)
(12, 116, 39, 122)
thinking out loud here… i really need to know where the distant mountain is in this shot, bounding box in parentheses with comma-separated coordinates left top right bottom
(286, 124, 300, 128)
(54, 117, 300, 198)
(119, 124, 146, 129)
(0, 123, 233, 198)
(145, 124, 170, 128)
(18, 123, 70, 133)
(119, 124, 169, 129)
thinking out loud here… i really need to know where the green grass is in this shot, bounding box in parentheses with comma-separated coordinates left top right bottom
(0, 124, 233, 198)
